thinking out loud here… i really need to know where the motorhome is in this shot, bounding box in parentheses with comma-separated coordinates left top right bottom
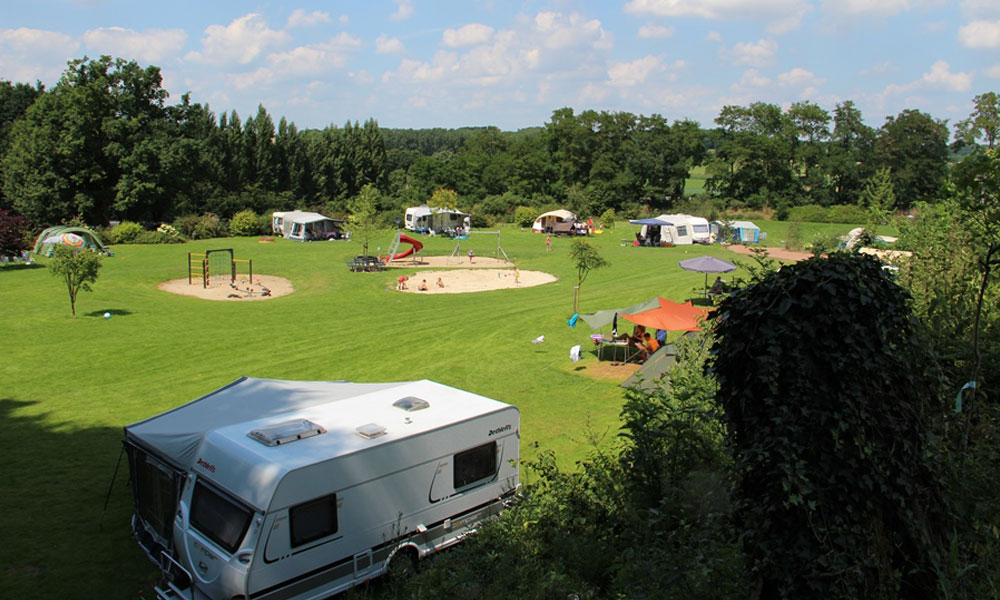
(403, 206, 470, 234)
(124, 377, 520, 600)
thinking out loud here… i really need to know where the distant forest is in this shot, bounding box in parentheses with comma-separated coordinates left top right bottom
(1, 55, 995, 229)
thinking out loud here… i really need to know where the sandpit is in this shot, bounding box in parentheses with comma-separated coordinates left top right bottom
(398, 268, 556, 294)
(383, 255, 511, 269)
(158, 275, 294, 301)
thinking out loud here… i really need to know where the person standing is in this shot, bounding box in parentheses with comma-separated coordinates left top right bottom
(545, 235, 552, 251)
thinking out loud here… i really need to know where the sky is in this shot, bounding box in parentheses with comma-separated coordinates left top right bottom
(1, 1, 998, 133)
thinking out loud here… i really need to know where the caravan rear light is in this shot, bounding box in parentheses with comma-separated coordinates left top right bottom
(356, 423, 387, 439)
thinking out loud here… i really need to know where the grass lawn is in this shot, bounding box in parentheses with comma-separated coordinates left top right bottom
(0, 221, 863, 599)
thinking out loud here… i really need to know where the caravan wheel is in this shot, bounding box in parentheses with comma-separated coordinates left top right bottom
(386, 547, 419, 580)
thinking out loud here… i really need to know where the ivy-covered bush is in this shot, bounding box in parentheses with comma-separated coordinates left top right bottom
(109, 221, 144, 244)
(712, 252, 949, 599)
(229, 210, 262, 237)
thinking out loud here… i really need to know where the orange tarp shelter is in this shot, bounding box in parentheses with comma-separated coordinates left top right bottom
(621, 298, 709, 332)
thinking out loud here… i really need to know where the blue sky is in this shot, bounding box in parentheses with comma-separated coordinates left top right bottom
(2, 1, 998, 132)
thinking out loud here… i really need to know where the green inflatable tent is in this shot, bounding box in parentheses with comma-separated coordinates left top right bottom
(33, 226, 110, 257)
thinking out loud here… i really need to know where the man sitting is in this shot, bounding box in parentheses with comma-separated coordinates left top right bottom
(641, 332, 660, 361)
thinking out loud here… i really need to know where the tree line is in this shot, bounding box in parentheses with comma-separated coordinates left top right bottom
(1, 55, 998, 233)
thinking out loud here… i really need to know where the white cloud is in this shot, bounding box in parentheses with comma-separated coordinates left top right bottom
(286, 9, 331, 29)
(607, 55, 663, 87)
(533, 12, 608, 50)
(638, 24, 674, 39)
(82, 26, 186, 63)
(0, 28, 80, 83)
(962, 0, 1000, 19)
(736, 69, 771, 88)
(987, 64, 1000, 78)
(0, 27, 77, 54)
(919, 60, 972, 91)
(860, 60, 899, 76)
(442, 24, 494, 48)
(339, 14, 350, 25)
(186, 14, 289, 65)
(391, 0, 414, 21)
(224, 33, 362, 90)
(376, 34, 405, 55)
(706, 31, 723, 42)
(822, 0, 913, 18)
(959, 20, 1000, 48)
(624, 0, 810, 33)
(880, 60, 972, 100)
(777, 67, 824, 88)
(725, 38, 778, 67)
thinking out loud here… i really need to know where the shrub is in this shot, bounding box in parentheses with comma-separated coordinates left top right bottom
(135, 230, 185, 244)
(599, 208, 616, 229)
(712, 252, 948, 599)
(229, 210, 261, 237)
(784, 221, 804, 250)
(174, 214, 226, 240)
(826, 203, 868, 223)
(0, 209, 31, 259)
(109, 221, 144, 244)
(786, 204, 829, 222)
(512, 206, 536, 228)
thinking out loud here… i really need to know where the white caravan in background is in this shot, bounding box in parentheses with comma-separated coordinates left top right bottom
(656, 214, 712, 245)
(124, 377, 520, 600)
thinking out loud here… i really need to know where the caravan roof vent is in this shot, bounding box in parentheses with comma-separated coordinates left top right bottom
(248, 419, 326, 447)
(356, 423, 387, 440)
(393, 396, 430, 412)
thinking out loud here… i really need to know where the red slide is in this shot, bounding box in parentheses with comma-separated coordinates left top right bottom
(390, 234, 424, 260)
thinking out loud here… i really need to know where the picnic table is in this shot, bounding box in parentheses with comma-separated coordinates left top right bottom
(347, 255, 384, 272)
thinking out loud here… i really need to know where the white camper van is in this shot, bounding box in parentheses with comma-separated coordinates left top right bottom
(124, 377, 520, 600)
(403, 206, 470, 234)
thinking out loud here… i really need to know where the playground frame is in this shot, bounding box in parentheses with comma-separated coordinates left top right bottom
(447, 230, 511, 264)
(187, 249, 253, 288)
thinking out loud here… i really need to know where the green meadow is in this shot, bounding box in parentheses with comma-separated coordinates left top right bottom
(0, 222, 859, 598)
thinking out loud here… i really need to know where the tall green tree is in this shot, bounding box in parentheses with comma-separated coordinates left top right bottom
(875, 109, 949, 209)
(827, 100, 876, 206)
(48, 245, 102, 316)
(2, 56, 170, 225)
(347, 183, 382, 257)
(954, 91, 1000, 150)
(569, 238, 608, 313)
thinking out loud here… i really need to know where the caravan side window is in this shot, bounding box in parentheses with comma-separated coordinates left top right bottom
(191, 482, 253, 554)
(676, 225, 688, 237)
(289, 494, 338, 547)
(453, 441, 497, 489)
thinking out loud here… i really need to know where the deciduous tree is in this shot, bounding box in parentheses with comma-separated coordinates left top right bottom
(48, 245, 102, 316)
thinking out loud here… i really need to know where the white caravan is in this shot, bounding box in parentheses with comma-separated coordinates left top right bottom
(271, 211, 305, 236)
(658, 214, 711, 244)
(124, 377, 520, 600)
(404, 206, 470, 234)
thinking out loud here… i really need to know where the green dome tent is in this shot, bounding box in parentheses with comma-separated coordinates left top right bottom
(33, 226, 109, 257)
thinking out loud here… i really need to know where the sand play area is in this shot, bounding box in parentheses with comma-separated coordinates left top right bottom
(158, 275, 294, 301)
(397, 268, 556, 294)
(158, 256, 557, 300)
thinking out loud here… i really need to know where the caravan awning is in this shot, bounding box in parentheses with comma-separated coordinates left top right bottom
(580, 297, 662, 330)
(629, 218, 674, 226)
